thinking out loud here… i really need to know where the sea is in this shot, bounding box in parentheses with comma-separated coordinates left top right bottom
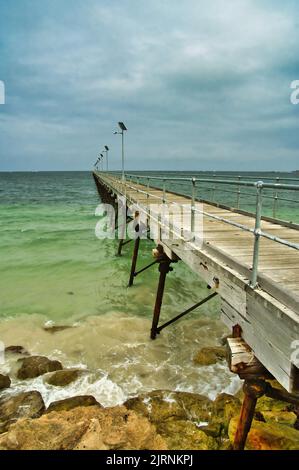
(0, 171, 298, 407)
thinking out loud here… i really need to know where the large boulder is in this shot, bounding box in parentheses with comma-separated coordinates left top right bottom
(0, 374, 11, 391)
(262, 410, 297, 427)
(200, 393, 242, 439)
(0, 405, 167, 450)
(157, 418, 217, 450)
(212, 393, 241, 427)
(124, 390, 218, 449)
(229, 416, 299, 450)
(17, 356, 63, 380)
(193, 347, 227, 366)
(124, 390, 213, 424)
(44, 369, 82, 387)
(46, 395, 100, 413)
(0, 391, 45, 434)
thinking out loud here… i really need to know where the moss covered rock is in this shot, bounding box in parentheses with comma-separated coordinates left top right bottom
(158, 418, 218, 450)
(261, 410, 297, 427)
(0, 374, 11, 391)
(45, 369, 82, 387)
(47, 395, 101, 413)
(124, 390, 213, 424)
(17, 356, 63, 380)
(229, 416, 299, 450)
(210, 393, 241, 433)
(0, 391, 45, 434)
(193, 347, 226, 366)
(0, 405, 166, 450)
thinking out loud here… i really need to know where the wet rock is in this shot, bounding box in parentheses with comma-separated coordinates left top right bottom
(124, 390, 213, 424)
(45, 369, 82, 387)
(199, 422, 223, 438)
(256, 394, 290, 413)
(0, 391, 45, 434)
(5, 346, 29, 356)
(158, 418, 218, 450)
(206, 393, 242, 437)
(261, 410, 297, 426)
(0, 405, 167, 450)
(17, 356, 63, 379)
(212, 393, 241, 426)
(46, 395, 101, 413)
(0, 375, 11, 391)
(193, 346, 227, 366)
(229, 416, 299, 450)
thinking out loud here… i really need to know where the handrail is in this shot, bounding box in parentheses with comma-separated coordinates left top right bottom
(96, 172, 299, 289)
(112, 171, 299, 183)
(123, 173, 299, 191)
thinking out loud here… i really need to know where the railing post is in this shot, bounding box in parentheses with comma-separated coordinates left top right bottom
(147, 177, 150, 202)
(237, 175, 241, 209)
(212, 174, 216, 202)
(163, 179, 166, 203)
(191, 178, 196, 236)
(250, 181, 263, 288)
(273, 177, 279, 218)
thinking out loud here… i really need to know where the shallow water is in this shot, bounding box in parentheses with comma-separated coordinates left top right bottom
(0, 171, 297, 406)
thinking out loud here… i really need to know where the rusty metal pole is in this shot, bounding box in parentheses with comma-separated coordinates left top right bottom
(233, 379, 266, 450)
(117, 198, 127, 256)
(150, 255, 172, 340)
(117, 227, 125, 256)
(128, 222, 140, 287)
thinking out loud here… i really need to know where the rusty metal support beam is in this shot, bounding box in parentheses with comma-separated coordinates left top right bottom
(116, 216, 131, 256)
(150, 254, 173, 340)
(264, 382, 299, 407)
(128, 223, 140, 287)
(156, 291, 218, 334)
(233, 379, 266, 450)
(134, 260, 158, 277)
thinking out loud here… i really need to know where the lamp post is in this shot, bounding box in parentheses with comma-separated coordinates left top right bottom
(114, 122, 127, 181)
(104, 145, 109, 171)
(100, 154, 104, 172)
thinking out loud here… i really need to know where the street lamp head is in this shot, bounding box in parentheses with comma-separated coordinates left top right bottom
(113, 131, 118, 135)
(118, 122, 127, 131)
(105, 146, 109, 151)
(100, 154, 104, 158)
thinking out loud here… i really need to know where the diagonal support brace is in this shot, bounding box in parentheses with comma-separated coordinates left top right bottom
(134, 260, 158, 278)
(156, 291, 218, 334)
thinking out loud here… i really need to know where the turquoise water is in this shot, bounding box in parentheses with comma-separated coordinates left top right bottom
(0, 171, 297, 406)
(0, 172, 219, 321)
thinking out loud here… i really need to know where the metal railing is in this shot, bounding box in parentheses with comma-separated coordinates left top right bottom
(96, 171, 299, 289)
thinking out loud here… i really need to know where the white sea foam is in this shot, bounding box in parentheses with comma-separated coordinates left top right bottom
(4, 371, 126, 408)
(0, 312, 242, 408)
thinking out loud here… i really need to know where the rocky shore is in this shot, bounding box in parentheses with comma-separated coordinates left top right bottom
(0, 346, 299, 450)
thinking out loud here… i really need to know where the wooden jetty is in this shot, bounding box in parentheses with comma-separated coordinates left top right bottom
(93, 171, 299, 449)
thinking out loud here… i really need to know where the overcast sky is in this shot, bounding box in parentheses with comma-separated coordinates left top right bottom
(0, 0, 298, 171)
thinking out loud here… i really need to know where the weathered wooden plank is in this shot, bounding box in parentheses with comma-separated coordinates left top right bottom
(221, 299, 293, 391)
